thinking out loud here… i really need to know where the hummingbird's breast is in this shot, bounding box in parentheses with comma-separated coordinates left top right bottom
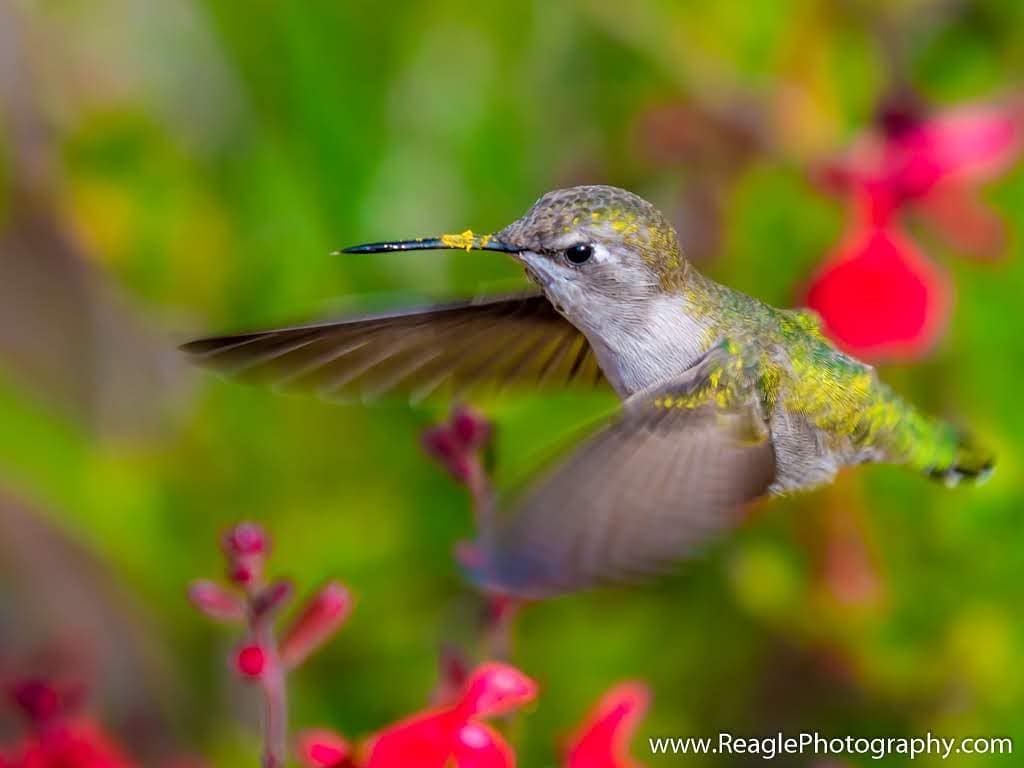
(578, 294, 713, 398)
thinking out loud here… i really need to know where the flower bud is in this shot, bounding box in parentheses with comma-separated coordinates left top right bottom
(422, 428, 475, 483)
(188, 580, 245, 622)
(422, 426, 458, 462)
(253, 579, 294, 619)
(10, 679, 60, 723)
(297, 729, 351, 768)
(228, 560, 259, 586)
(451, 406, 491, 450)
(235, 643, 267, 679)
(222, 522, 269, 557)
(431, 645, 469, 707)
(280, 582, 352, 668)
(485, 594, 520, 624)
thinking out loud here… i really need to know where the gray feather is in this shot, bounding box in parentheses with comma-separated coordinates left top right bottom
(181, 294, 606, 402)
(475, 350, 776, 597)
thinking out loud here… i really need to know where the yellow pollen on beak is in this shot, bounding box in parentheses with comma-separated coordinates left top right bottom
(440, 229, 478, 251)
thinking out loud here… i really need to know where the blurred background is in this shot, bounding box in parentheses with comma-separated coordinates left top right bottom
(0, 0, 1022, 765)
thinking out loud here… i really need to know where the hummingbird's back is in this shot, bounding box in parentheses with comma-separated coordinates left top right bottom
(736, 301, 993, 492)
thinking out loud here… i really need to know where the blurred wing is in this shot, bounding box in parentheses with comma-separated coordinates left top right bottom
(476, 343, 776, 597)
(182, 293, 605, 402)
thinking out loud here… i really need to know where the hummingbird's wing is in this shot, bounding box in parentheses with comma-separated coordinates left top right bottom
(181, 293, 605, 401)
(473, 342, 776, 597)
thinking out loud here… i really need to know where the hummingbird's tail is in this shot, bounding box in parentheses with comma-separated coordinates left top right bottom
(888, 407, 994, 486)
(923, 427, 995, 487)
(871, 384, 994, 487)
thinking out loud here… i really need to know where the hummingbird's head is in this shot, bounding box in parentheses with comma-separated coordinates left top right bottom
(494, 185, 686, 332)
(340, 185, 687, 336)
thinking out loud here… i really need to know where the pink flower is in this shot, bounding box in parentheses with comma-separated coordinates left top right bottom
(805, 209, 952, 360)
(366, 662, 537, 768)
(882, 103, 1020, 199)
(6, 719, 136, 768)
(3, 674, 134, 768)
(191, 522, 355, 768)
(565, 683, 650, 768)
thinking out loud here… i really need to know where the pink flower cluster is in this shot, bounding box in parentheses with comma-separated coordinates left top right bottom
(190, 523, 353, 678)
(189, 522, 352, 768)
(0, 677, 134, 768)
(806, 95, 1022, 360)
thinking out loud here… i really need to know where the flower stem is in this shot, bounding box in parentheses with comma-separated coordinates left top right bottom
(465, 457, 495, 533)
(250, 586, 288, 767)
(259, 653, 288, 768)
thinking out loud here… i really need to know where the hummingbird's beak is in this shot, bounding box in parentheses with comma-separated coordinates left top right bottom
(336, 230, 520, 255)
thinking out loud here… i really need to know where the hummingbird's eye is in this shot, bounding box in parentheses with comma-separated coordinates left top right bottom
(564, 243, 593, 265)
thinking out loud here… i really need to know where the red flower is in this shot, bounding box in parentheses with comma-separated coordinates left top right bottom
(366, 662, 537, 768)
(807, 97, 1020, 360)
(6, 719, 135, 768)
(822, 99, 1022, 256)
(565, 683, 650, 768)
(805, 208, 952, 360)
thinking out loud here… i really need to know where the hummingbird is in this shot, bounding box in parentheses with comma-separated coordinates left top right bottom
(184, 185, 993, 597)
